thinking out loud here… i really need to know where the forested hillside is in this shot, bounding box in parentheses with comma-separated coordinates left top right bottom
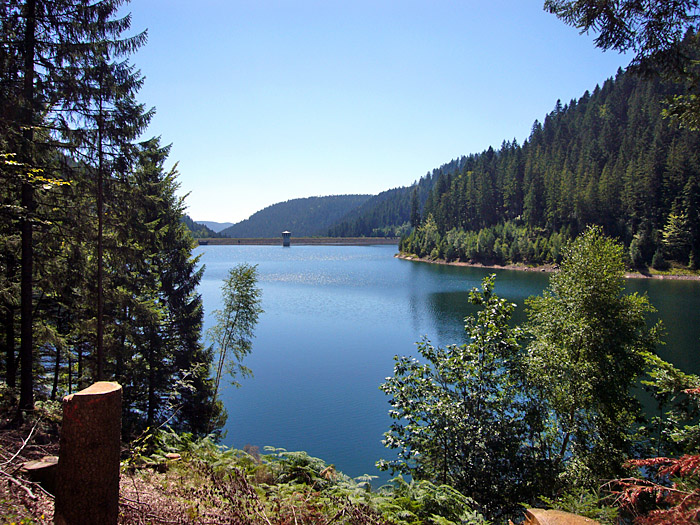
(220, 194, 372, 238)
(326, 163, 454, 237)
(181, 214, 220, 238)
(402, 67, 700, 269)
(327, 187, 413, 237)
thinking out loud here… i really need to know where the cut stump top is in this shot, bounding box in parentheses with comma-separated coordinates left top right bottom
(65, 381, 121, 401)
(22, 455, 59, 472)
(525, 509, 599, 525)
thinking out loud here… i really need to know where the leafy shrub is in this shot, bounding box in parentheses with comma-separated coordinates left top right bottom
(376, 477, 487, 525)
(538, 489, 618, 524)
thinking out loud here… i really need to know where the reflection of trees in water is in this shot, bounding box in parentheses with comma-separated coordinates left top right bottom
(405, 261, 554, 347)
(406, 262, 700, 378)
(425, 291, 475, 345)
(405, 261, 486, 344)
(625, 279, 700, 376)
(422, 289, 533, 346)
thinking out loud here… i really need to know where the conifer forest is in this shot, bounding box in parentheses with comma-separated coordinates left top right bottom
(0, 0, 220, 436)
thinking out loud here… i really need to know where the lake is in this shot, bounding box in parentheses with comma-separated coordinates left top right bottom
(196, 244, 700, 485)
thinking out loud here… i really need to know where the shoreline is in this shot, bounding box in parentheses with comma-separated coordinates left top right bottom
(197, 237, 400, 246)
(395, 253, 700, 281)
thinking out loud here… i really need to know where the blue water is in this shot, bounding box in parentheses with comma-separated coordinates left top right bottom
(196, 244, 700, 485)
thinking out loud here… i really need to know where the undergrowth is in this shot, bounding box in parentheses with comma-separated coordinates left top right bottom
(121, 428, 489, 524)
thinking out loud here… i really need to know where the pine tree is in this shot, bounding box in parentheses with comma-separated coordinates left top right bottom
(0, 0, 149, 407)
(51, 1, 151, 381)
(106, 138, 223, 436)
(683, 176, 700, 268)
(409, 187, 421, 228)
(661, 204, 691, 263)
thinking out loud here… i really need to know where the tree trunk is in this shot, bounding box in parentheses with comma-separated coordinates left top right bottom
(96, 165, 104, 380)
(114, 305, 127, 382)
(67, 351, 72, 394)
(19, 0, 36, 411)
(77, 344, 83, 390)
(51, 342, 60, 400)
(4, 303, 16, 388)
(54, 381, 122, 525)
(147, 336, 156, 427)
(96, 78, 105, 381)
(3, 249, 17, 387)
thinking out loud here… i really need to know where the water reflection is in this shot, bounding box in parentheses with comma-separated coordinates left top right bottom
(412, 261, 700, 376)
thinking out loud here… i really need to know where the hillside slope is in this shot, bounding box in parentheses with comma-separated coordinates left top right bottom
(220, 195, 372, 238)
(327, 159, 462, 237)
(403, 68, 700, 268)
(181, 214, 220, 238)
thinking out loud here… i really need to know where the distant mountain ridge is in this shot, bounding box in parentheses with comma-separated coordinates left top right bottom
(182, 173, 448, 239)
(219, 195, 373, 238)
(196, 221, 234, 233)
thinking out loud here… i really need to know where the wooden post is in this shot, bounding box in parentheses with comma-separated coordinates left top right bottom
(54, 381, 122, 525)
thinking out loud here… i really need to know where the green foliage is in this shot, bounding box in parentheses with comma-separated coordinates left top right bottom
(109, 139, 221, 437)
(525, 227, 661, 489)
(651, 247, 670, 270)
(262, 447, 348, 488)
(661, 207, 692, 263)
(379, 274, 541, 520)
(207, 263, 263, 432)
(545, 0, 700, 129)
(0, 383, 17, 413)
(538, 489, 618, 524)
(617, 375, 700, 523)
(394, 228, 699, 519)
(330, 165, 450, 238)
(32, 398, 61, 425)
(398, 68, 700, 271)
(0, 0, 154, 409)
(120, 428, 486, 524)
(0, 1, 220, 439)
(209, 263, 263, 385)
(640, 353, 700, 456)
(330, 185, 427, 238)
(376, 477, 487, 525)
(404, 220, 568, 266)
(0, 500, 45, 525)
(629, 228, 655, 268)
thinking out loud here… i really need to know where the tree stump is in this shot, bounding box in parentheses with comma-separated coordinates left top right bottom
(54, 382, 122, 525)
(523, 508, 599, 524)
(22, 455, 58, 494)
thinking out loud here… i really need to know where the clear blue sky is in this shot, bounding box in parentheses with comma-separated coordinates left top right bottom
(125, 1, 630, 224)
